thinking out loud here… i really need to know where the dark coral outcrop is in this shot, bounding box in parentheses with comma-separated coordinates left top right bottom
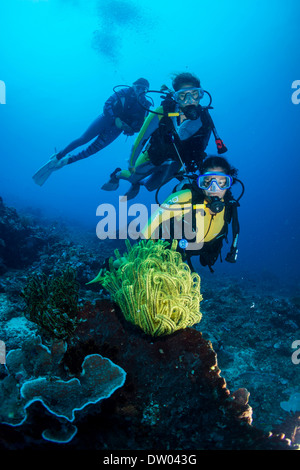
(1, 299, 295, 450)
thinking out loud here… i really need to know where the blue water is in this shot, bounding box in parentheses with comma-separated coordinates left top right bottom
(1, 0, 299, 288)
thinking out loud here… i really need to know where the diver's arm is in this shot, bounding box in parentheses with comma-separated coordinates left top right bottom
(103, 93, 118, 118)
(103, 87, 128, 119)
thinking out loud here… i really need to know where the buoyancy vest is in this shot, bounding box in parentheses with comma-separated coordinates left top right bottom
(107, 88, 151, 131)
(147, 106, 212, 171)
(141, 183, 240, 270)
(142, 188, 225, 244)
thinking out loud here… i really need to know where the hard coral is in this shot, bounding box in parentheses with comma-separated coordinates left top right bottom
(21, 267, 83, 339)
(89, 239, 202, 336)
(21, 354, 126, 422)
(0, 335, 126, 444)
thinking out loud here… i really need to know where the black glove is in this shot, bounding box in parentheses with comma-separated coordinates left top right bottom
(225, 247, 238, 263)
(123, 127, 135, 136)
(160, 93, 176, 114)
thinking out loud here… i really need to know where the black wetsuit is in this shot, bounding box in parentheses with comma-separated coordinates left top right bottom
(57, 87, 151, 163)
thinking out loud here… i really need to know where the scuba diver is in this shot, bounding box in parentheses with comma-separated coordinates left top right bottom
(102, 72, 227, 200)
(141, 155, 243, 273)
(33, 78, 152, 186)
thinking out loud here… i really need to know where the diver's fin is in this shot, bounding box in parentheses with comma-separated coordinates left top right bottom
(101, 180, 119, 191)
(32, 161, 55, 186)
(32, 154, 58, 186)
(122, 183, 140, 201)
(101, 167, 121, 191)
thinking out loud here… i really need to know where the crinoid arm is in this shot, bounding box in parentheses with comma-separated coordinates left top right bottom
(89, 240, 202, 337)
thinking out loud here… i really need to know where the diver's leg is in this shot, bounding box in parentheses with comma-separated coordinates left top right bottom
(33, 115, 119, 185)
(144, 160, 181, 191)
(56, 115, 107, 159)
(67, 118, 121, 164)
(121, 161, 157, 200)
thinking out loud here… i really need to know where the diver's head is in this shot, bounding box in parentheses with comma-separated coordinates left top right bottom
(133, 78, 149, 97)
(172, 73, 204, 119)
(197, 156, 238, 201)
(172, 72, 200, 92)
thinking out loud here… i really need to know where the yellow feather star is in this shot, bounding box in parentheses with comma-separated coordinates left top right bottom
(88, 239, 203, 337)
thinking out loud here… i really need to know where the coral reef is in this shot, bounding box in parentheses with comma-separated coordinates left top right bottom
(89, 239, 202, 336)
(0, 335, 126, 443)
(20, 267, 83, 340)
(0, 197, 122, 288)
(281, 393, 300, 413)
(0, 292, 39, 351)
(0, 198, 299, 450)
(0, 197, 46, 273)
(1, 299, 297, 449)
(197, 274, 300, 434)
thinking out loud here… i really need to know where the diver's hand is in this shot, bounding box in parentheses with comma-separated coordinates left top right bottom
(115, 117, 123, 129)
(122, 125, 135, 136)
(225, 247, 238, 263)
(115, 117, 134, 135)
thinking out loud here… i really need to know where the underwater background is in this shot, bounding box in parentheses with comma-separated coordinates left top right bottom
(0, 0, 299, 450)
(1, 0, 299, 284)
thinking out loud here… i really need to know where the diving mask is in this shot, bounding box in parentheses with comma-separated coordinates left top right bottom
(133, 84, 149, 95)
(174, 87, 204, 104)
(197, 172, 233, 192)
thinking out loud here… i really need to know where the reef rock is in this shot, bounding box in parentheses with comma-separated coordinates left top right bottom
(0, 197, 46, 272)
(0, 299, 297, 450)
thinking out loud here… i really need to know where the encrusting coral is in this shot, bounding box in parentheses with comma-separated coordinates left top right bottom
(20, 267, 83, 339)
(88, 239, 202, 336)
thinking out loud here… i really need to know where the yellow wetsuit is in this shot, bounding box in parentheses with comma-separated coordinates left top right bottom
(117, 106, 165, 181)
(141, 189, 225, 246)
